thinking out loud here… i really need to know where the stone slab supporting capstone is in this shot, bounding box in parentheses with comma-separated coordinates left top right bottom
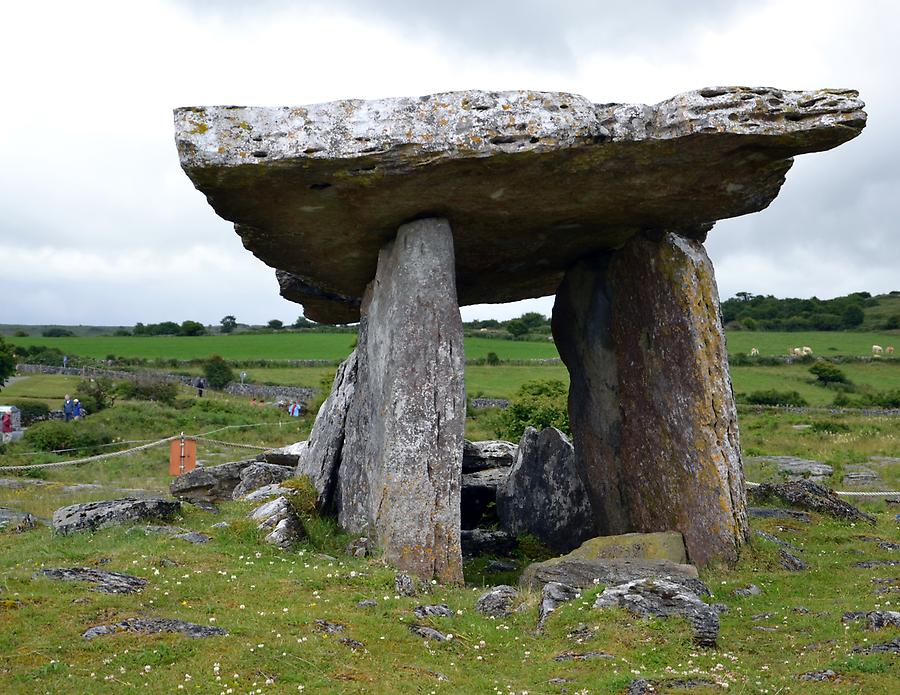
(553, 232, 748, 566)
(335, 217, 466, 583)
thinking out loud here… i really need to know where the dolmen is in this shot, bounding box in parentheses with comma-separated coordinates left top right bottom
(175, 86, 865, 582)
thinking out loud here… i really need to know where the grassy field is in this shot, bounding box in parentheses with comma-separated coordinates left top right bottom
(1, 379, 898, 693)
(725, 330, 898, 357)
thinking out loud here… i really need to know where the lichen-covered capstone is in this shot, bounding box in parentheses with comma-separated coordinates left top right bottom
(336, 218, 465, 583)
(174, 87, 865, 323)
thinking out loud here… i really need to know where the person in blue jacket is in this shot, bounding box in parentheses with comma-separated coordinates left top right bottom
(63, 394, 74, 421)
(73, 399, 82, 419)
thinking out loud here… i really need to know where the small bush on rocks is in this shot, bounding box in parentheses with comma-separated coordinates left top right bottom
(117, 379, 179, 405)
(202, 354, 235, 389)
(76, 377, 116, 413)
(495, 379, 569, 440)
(282, 476, 319, 517)
(10, 400, 50, 425)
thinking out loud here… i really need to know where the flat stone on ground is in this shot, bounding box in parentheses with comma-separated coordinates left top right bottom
(37, 568, 148, 594)
(82, 617, 227, 640)
(52, 498, 181, 535)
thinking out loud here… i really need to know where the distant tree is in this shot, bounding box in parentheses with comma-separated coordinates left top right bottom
(220, 315, 237, 333)
(267, 319, 284, 330)
(292, 316, 314, 329)
(505, 319, 529, 337)
(841, 304, 865, 328)
(885, 315, 900, 330)
(179, 320, 207, 336)
(13, 329, 28, 337)
(156, 321, 181, 335)
(0, 336, 15, 390)
(486, 351, 501, 366)
(202, 354, 235, 389)
(518, 312, 548, 331)
(42, 327, 74, 337)
(113, 329, 131, 336)
(735, 291, 755, 302)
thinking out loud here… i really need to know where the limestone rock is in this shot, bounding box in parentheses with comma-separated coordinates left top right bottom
(336, 218, 465, 583)
(537, 581, 579, 631)
(520, 557, 705, 596)
(475, 585, 519, 617)
(175, 87, 865, 323)
(241, 483, 292, 502)
(170, 459, 254, 503)
(746, 455, 833, 479)
(413, 604, 452, 618)
(867, 611, 900, 630)
(593, 578, 721, 646)
(463, 440, 517, 472)
(497, 427, 594, 553)
(0, 507, 45, 531)
(408, 624, 451, 642)
(852, 637, 900, 655)
(748, 507, 811, 523)
(627, 678, 717, 694)
(749, 480, 875, 524)
(296, 351, 357, 509)
(52, 498, 181, 535)
(559, 531, 688, 564)
(82, 617, 227, 640)
(250, 496, 305, 548)
(37, 568, 148, 594)
(258, 448, 303, 467)
(232, 463, 295, 500)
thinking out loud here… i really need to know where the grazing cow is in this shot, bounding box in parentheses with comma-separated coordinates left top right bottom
(887, 346, 895, 355)
(750, 347, 760, 356)
(872, 345, 883, 356)
(801, 346, 813, 356)
(791, 347, 803, 356)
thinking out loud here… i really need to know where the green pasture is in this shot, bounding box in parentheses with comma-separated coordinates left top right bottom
(725, 330, 898, 357)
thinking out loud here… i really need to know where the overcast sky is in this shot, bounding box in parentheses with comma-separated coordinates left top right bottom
(1, 0, 896, 326)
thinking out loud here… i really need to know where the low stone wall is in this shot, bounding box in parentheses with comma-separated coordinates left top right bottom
(15, 364, 317, 405)
(470, 398, 510, 410)
(224, 383, 316, 404)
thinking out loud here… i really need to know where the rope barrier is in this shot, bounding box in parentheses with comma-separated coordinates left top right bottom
(15, 440, 154, 457)
(745, 480, 898, 497)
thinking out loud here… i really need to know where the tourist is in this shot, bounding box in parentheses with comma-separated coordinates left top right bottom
(1, 411, 11, 435)
(289, 401, 301, 417)
(195, 377, 205, 397)
(62, 354, 68, 369)
(73, 399, 82, 419)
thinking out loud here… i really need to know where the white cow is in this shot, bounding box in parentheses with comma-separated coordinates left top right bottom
(887, 346, 895, 355)
(791, 347, 803, 356)
(872, 345, 883, 356)
(802, 346, 813, 356)
(750, 347, 760, 356)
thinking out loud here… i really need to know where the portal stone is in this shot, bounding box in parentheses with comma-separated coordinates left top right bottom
(336, 218, 465, 583)
(610, 233, 747, 564)
(497, 426, 594, 553)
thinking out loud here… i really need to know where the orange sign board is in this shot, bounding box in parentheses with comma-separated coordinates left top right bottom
(169, 438, 197, 476)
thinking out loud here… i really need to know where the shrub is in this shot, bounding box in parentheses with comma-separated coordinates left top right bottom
(24, 419, 113, 454)
(0, 336, 15, 389)
(738, 390, 808, 407)
(179, 320, 207, 336)
(859, 390, 900, 408)
(202, 355, 235, 389)
(75, 377, 117, 413)
(809, 361, 849, 384)
(495, 379, 569, 440)
(117, 378, 179, 405)
(10, 400, 50, 425)
(486, 351, 501, 366)
(41, 327, 74, 337)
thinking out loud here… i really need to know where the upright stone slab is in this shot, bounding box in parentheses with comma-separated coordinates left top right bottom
(497, 426, 594, 554)
(337, 218, 465, 583)
(553, 256, 627, 536)
(553, 232, 748, 566)
(610, 233, 747, 565)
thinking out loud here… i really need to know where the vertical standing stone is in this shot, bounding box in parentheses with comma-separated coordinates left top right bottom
(553, 232, 748, 566)
(337, 218, 465, 583)
(552, 255, 628, 537)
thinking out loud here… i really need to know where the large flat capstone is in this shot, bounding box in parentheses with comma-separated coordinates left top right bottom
(175, 87, 865, 323)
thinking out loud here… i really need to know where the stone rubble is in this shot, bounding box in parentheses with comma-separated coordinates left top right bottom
(475, 585, 519, 618)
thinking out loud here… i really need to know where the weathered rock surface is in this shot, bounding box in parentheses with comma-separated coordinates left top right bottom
(497, 427, 594, 553)
(408, 624, 451, 642)
(53, 498, 180, 535)
(627, 678, 717, 694)
(520, 557, 705, 596)
(475, 585, 519, 617)
(232, 463, 295, 500)
(462, 440, 517, 472)
(733, 584, 762, 597)
(746, 455, 833, 479)
(250, 496, 305, 548)
(337, 218, 465, 583)
(748, 507, 811, 523)
(842, 469, 880, 486)
(560, 531, 688, 564)
(170, 460, 254, 503)
(0, 507, 45, 531)
(460, 528, 517, 557)
(296, 351, 357, 509)
(593, 578, 721, 646)
(749, 480, 875, 524)
(554, 233, 749, 566)
(82, 617, 227, 640)
(241, 483, 292, 502)
(537, 581, 579, 631)
(554, 650, 614, 662)
(852, 636, 900, 655)
(866, 611, 900, 630)
(413, 604, 452, 618)
(37, 568, 148, 594)
(138, 525, 211, 544)
(258, 449, 303, 467)
(175, 87, 865, 323)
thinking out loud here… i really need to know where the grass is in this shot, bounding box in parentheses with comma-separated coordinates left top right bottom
(1, 380, 899, 693)
(725, 330, 899, 357)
